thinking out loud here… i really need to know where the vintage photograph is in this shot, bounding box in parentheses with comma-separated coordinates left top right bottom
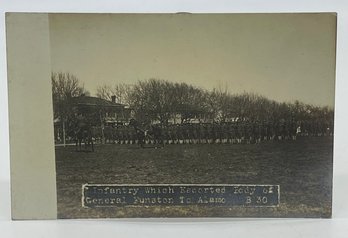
(50, 13, 336, 218)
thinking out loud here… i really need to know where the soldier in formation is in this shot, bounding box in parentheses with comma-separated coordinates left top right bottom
(96, 118, 333, 146)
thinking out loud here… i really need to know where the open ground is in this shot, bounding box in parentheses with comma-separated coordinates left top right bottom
(55, 136, 333, 218)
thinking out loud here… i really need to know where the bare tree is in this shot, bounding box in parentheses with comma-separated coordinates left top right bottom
(113, 83, 133, 104)
(96, 83, 133, 105)
(96, 84, 113, 101)
(51, 72, 88, 145)
(128, 79, 174, 124)
(52, 72, 88, 102)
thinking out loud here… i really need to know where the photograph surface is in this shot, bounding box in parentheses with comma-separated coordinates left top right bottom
(49, 13, 336, 218)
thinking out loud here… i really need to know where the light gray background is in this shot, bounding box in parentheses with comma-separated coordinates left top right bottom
(0, 0, 347, 237)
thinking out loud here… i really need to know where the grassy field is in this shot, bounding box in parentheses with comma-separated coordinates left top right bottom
(55, 136, 333, 218)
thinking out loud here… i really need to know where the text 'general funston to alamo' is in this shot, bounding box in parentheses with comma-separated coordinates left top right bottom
(82, 184, 280, 208)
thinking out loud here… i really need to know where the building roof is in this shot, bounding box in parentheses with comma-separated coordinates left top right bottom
(70, 95, 125, 108)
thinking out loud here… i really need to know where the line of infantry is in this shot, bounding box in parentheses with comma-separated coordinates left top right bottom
(93, 120, 333, 145)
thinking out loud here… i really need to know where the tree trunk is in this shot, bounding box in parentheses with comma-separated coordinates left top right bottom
(62, 119, 66, 147)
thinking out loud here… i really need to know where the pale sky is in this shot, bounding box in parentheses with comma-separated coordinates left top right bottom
(48, 13, 336, 107)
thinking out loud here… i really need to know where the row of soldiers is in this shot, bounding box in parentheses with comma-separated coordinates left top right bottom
(92, 120, 333, 145)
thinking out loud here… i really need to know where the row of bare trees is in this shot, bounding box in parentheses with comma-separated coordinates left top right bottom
(51, 72, 334, 126)
(96, 78, 334, 125)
